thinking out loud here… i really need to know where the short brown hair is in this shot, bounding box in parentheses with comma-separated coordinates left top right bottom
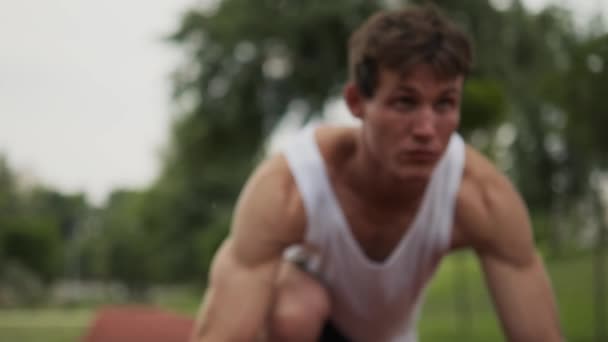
(348, 5, 473, 97)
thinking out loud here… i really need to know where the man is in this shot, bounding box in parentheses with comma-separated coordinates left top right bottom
(191, 5, 562, 342)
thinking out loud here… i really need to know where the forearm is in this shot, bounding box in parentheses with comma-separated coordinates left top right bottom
(483, 253, 562, 341)
(191, 287, 268, 342)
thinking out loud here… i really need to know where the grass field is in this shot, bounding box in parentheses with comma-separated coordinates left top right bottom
(0, 252, 604, 341)
(419, 251, 604, 341)
(0, 308, 92, 342)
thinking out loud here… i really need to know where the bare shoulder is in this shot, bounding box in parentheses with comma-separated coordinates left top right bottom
(229, 153, 307, 265)
(315, 125, 359, 162)
(453, 145, 535, 265)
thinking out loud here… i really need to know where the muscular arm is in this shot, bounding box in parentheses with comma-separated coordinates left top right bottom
(480, 249, 560, 341)
(191, 156, 305, 341)
(459, 149, 562, 341)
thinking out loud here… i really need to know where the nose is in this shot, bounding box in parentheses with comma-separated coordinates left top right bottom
(411, 109, 435, 142)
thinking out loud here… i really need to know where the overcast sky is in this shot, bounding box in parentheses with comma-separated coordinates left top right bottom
(0, 0, 604, 205)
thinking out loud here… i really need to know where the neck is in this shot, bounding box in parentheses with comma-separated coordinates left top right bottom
(346, 131, 429, 210)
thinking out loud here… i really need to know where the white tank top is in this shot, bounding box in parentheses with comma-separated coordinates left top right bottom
(282, 125, 465, 342)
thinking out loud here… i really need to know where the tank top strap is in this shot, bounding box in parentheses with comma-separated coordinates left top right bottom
(282, 124, 338, 246)
(422, 133, 466, 253)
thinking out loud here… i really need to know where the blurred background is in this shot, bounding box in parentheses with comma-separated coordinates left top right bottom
(0, 0, 606, 341)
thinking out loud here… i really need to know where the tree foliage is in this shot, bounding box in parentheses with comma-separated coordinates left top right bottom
(2, 0, 607, 290)
(150, 0, 607, 282)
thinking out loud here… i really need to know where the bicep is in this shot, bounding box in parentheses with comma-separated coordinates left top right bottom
(458, 155, 561, 341)
(472, 175, 561, 341)
(191, 155, 304, 341)
(193, 239, 281, 341)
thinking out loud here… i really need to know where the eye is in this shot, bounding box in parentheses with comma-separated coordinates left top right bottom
(435, 98, 456, 112)
(392, 96, 418, 111)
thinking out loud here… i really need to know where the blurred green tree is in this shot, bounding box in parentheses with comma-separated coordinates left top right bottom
(0, 217, 61, 283)
(0, 156, 91, 290)
(91, 190, 156, 299)
(155, 0, 522, 281)
(551, 31, 608, 340)
(142, 0, 604, 284)
(155, 0, 382, 282)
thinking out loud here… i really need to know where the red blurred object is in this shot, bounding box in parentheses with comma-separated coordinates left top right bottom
(82, 306, 195, 342)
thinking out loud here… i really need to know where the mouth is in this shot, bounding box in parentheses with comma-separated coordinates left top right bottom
(397, 150, 438, 163)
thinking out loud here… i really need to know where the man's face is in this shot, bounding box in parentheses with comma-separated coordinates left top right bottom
(348, 63, 463, 182)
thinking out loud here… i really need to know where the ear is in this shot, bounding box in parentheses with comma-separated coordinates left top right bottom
(344, 82, 366, 120)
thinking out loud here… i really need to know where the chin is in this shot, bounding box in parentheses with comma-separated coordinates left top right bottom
(390, 163, 436, 183)
(392, 168, 433, 183)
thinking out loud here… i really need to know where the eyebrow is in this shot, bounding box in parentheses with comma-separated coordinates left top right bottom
(393, 85, 460, 95)
(394, 85, 419, 94)
(439, 88, 460, 96)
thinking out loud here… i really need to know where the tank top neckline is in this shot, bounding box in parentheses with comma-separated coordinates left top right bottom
(309, 126, 435, 270)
